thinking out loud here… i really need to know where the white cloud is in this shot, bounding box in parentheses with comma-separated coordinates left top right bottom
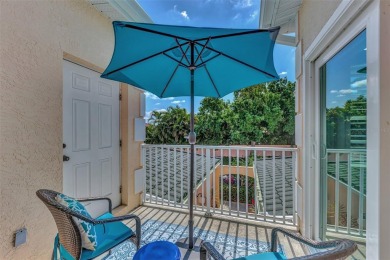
(339, 89, 358, 94)
(279, 71, 287, 76)
(332, 101, 337, 104)
(171, 100, 186, 104)
(144, 92, 159, 100)
(163, 97, 175, 100)
(231, 0, 253, 9)
(173, 5, 190, 21)
(180, 11, 190, 20)
(156, 109, 167, 113)
(336, 94, 345, 97)
(330, 90, 338, 93)
(155, 103, 161, 105)
(351, 79, 366, 88)
(246, 10, 258, 23)
(232, 13, 241, 20)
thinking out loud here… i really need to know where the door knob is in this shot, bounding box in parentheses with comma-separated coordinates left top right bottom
(63, 155, 70, 162)
(63, 143, 66, 149)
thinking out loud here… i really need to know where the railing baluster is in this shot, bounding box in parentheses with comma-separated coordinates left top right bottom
(206, 149, 211, 215)
(142, 146, 146, 203)
(237, 148, 239, 217)
(160, 146, 166, 205)
(201, 148, 207, 211)
(181, 147, 184, 208)
(174, 148, 177, 207)
(245, 149, 248, 219)
(213, 148, 216, 214)
(292, 150, 296, 226)
(282, 151, 286, 224)
(221, 148, 224, 215)
(263, 150, 266, 221)
(149, 147, 153, 203)
(188, 147, 190, 209)
(155, 146, 158, 204)
(359, 153, 364, 236)
(347, 152, 352, 234)
(272, 150, 276, 222)
(167, 147, 171, 206)
(229, 148, 232, 216)
(335, 152, 340, 232)
(254, 149, 258, 220)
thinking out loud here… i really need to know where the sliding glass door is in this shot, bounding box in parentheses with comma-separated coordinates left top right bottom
(319, 30, 367, 239)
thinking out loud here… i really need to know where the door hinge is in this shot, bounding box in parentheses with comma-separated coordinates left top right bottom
(119, 93, 122, 101)
(119, 185, 122, 193)
(120, 139, 122, 147)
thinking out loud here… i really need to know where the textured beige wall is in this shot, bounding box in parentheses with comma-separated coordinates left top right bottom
(298, 0, 342, 53)
(0, 1, 116, 258)
(120, 85, 143, 210)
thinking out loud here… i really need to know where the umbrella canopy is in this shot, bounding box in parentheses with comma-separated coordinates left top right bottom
(101, 22, 280, 249)
(101, 22, 279, 98)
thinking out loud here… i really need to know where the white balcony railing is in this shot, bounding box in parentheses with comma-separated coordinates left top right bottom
(326, 149, 366, 237)
(141, 144, 298, 227)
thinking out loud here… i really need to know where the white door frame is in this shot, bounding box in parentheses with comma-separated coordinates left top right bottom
(301, 0, 380, 257)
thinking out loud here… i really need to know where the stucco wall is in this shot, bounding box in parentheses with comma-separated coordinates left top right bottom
(0, 1, 118, 258)
(298, 0, 342, 53)
(120, 85, 143, 210)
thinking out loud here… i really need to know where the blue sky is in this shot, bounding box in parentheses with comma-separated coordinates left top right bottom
(136, 0, 295, 119)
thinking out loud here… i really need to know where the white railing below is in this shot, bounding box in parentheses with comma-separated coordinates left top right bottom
(326, 149, 366, 237)
(141, 144, 298, 227)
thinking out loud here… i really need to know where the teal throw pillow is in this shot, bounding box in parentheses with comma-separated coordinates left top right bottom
(55, 193, 98, 251)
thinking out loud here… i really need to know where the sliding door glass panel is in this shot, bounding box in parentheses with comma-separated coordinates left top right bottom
(320, 30, 366, 238)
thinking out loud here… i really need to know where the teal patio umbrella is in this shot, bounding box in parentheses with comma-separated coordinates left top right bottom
(101, 22, 280, 249)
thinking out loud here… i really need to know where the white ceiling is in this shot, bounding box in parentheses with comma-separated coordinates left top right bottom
(259, 0, 302, 46)
(87, 0, 152, 23)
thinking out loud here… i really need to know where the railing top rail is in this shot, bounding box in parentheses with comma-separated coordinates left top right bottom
(327, 149, 366, 153)
(142, 144, 298, 151)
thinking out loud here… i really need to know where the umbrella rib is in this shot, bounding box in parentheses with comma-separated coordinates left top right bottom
(196, 44, 277, 79)
(194, 47, 221, 97)
(175, 38, 191, 66)
(193, 38, 210, 65)
(160, 64, 180, 98)
(204, 65, 221, 97)
(195, 27, 280, 42)
(163, 53, 189, 68)
(120, 23, 192, 42)
(196, 53, 221, 67)
(102, 44, 187, 76)
(160, 45, 190, 97)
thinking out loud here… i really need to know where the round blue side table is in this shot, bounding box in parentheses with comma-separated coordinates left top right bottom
(133, 241, 181, 260)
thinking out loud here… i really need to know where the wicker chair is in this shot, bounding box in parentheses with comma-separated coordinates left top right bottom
(200, 227, 357, 260)
(36, 189, 141, 260)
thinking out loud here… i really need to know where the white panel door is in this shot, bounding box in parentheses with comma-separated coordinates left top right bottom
(63, 60, 121, 207)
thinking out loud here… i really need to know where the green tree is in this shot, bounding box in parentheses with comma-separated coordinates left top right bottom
(195, 97, 232, 145)
(146, 106, 190, 144)
(230, 79, 294, 145)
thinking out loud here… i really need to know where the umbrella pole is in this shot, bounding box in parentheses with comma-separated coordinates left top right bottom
(188, 68, 195, 249)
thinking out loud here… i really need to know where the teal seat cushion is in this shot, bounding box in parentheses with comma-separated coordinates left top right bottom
(80, 212, 134, 259)
(233, 252, 287, 260)
(58, 212, 134, 259)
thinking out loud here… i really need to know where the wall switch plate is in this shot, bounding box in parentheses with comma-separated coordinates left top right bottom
(14, 228, 27, 247)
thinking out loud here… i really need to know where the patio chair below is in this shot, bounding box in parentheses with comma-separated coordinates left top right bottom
(36, 189, 141, 260)
(200, 227, 357, 260)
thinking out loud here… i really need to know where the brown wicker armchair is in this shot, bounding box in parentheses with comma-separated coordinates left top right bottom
(37, 189, 141, 260)
(200, 227, 357, 260)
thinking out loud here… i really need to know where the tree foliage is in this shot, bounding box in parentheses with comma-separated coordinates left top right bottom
(146, 78, 296, 145)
